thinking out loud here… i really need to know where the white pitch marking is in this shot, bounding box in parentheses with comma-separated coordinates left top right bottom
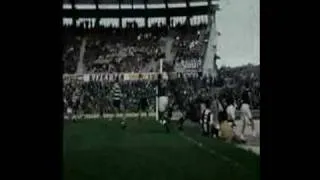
(178, 132, 242, 167)
(237, 145, 260, 155)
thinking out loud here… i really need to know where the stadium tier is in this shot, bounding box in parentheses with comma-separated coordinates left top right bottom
(62, 0, 219, 74)
(63, 25, 207, 74)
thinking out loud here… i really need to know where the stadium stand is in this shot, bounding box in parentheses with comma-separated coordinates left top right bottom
(62, 23, 209, 74)
(62, 33, 82, 74)
(83, 28, 166, 73)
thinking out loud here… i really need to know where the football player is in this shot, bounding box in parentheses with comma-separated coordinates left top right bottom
(111, 78, 126, 129)
(240, 83, 256, 140)
(138, 83, 150, 121)
(158, 74, 170, 132)
(200, 99, 216, 137)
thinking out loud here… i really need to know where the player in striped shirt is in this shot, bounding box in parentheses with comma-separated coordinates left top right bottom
(71, 88, 81, 122)
(111, 78, 126, 128)
(200, 99, 219, 137)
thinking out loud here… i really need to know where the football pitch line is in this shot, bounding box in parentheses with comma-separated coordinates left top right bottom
(237, 145, 260, 155)
(178, 132, 243, 168)
(65, 112, 260, 121)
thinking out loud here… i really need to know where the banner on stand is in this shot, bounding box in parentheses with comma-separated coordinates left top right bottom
(174, 59, 202, 73)
(65, 72, 180, 82)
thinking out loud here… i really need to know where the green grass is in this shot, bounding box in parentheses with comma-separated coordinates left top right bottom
(64, 118, 260, 180)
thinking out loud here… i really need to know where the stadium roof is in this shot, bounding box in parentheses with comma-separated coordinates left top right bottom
(63, 0, 217, 4)
(63, 0, 219, 18)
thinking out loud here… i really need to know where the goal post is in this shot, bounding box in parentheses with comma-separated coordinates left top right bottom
(155, 58, 163, 121)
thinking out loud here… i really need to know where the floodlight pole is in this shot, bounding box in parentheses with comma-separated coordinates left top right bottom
(119, 0, 123, 28)
(164, 0, 169, 28)
(69, 0, 76, 27)
(131, 0, 134, 10)
(144, 0, 148, 28)
(186, 0, 191, 27)
(93, 0, 100, 28)
(93, 0, 99, 9)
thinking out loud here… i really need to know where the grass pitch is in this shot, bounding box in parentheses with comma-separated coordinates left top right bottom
(64, 118, 259, 180)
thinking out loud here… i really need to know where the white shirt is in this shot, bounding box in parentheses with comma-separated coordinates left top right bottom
(226, 105, 236, 121)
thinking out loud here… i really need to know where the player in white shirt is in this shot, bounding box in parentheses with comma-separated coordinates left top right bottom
(226, 99, 236, 128)
(240, 84, 256, 140)
(65, 97, 74, 122)
(225, 97, 246, 143)
(217, 97, 234, 141)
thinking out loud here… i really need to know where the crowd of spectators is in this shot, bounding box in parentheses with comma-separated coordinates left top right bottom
(173, 24, 207, 67)
(215, 64, 260, 109)
(84, 32, 165, 73)
(62, 23, 260, 113)
(63, 79, 157, 114)
(63, 65, 260, 115)
(62, 34, 82, 74)
(62, 22, 208, 74)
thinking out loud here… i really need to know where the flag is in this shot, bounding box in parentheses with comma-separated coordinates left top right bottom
(250, 73, 255, 79)
(214, 55, 221, 60)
